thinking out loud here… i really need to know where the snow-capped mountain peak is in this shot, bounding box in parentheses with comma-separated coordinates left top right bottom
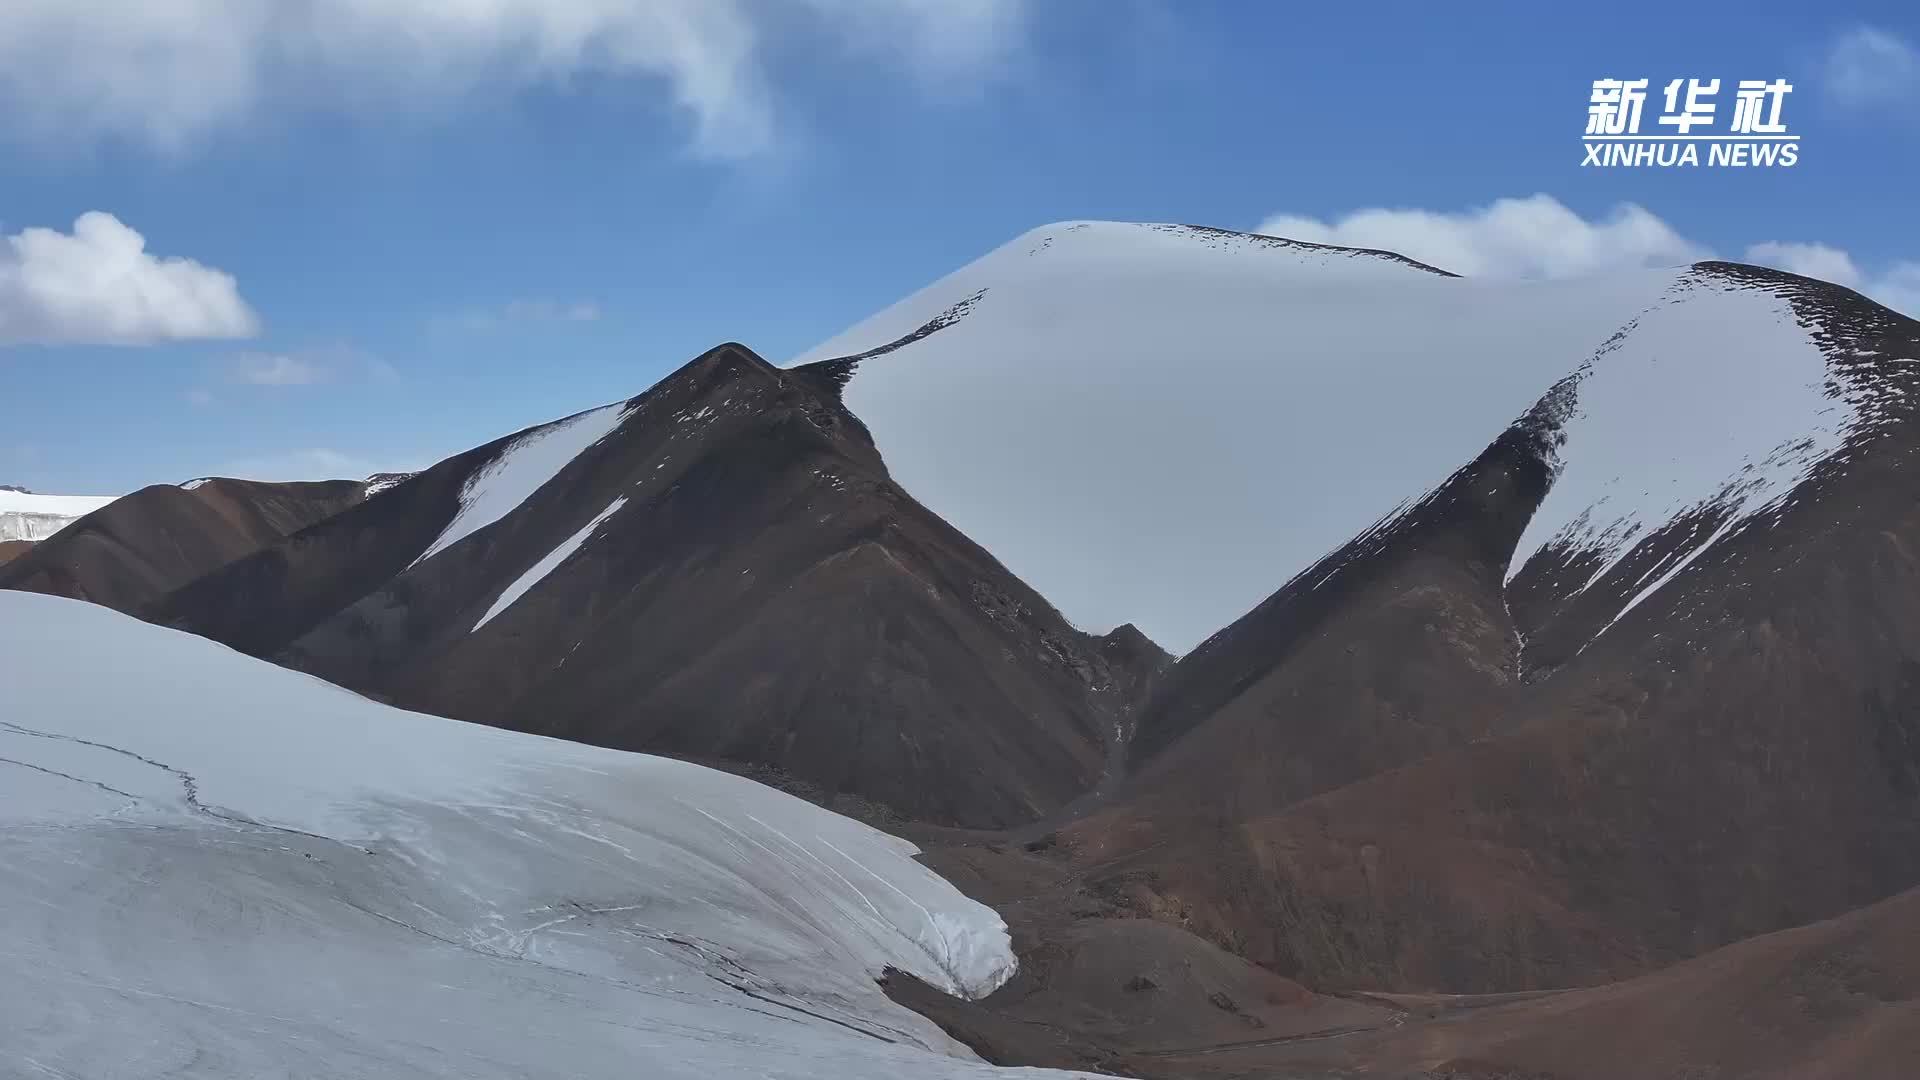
(792, 220, 1887, 654)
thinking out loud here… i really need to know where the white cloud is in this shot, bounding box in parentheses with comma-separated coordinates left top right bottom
(504, 299, 602, 323)
(431, 298, 605, 335)
(1743, 241, 1861, 285)
(1876, 266, 1920, 319)
(1745, 241, 1920, 316)
(0, 0, 1029, 158)
(1257, 195, 1709, 279)
(0, 212, 259, 346)
(184, 388, 217, 407)
(1255, 195, 1916, 317)
(1824, 26, 1919, 107)
(220, 343, 389, 386)
(799, 0, 1026, 80)
(231, 352, 328, 385)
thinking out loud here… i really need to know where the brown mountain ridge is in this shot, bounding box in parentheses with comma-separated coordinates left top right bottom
(0, 477, 368, 613)
(147, 343, 1163, 829)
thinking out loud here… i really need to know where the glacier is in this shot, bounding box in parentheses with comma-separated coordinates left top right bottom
(0, 489, 117, 542)
(0, 591, 1093, 1080)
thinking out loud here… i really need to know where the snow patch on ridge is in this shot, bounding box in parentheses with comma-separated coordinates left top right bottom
(412, 402, 631, 567)
(0, 592, 1065, 1079)
(1509, 270, 1857, 607)
(472, 494, 629, 632)
(365, 471, 413, 496)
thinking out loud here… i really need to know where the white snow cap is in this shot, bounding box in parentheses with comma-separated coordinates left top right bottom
(0, 592, 1090, 1079)
(795, 221, 1860, 652)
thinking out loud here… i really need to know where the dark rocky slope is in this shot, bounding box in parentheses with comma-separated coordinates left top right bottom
(880, 834, 1398, 1076)
(889, 845, 1920, 1079)
(1057, 273, 1920, 994)
(1201, 882, 1920, 1080)
(0, 477, 366, 614)
(153, 344, 1155, 828)
(1115, 414, 1556, 838)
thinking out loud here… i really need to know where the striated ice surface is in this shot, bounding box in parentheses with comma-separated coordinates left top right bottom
(0, 592, 1089, 1080)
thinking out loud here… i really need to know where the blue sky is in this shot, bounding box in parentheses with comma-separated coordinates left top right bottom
(2, 1, 1916, 494)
